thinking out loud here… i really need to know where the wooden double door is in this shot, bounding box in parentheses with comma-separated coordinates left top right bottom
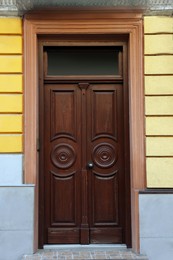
(41, 81, 129, 245)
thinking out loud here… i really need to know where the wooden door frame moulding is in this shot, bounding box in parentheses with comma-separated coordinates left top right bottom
(24, 10, 145, 253)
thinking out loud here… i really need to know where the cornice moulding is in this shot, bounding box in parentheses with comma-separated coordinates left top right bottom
(0, 0, 173, 16)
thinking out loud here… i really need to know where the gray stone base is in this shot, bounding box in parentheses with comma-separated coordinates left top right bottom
(139, 193, 173, 260)
(0, 185, 35, 260)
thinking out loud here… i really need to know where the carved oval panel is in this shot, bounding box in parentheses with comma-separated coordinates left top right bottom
(92, 143, 117, 168)
(51, 144, 76, 169)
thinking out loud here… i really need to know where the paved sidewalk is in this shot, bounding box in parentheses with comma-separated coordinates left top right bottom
(22, 248, 148, 260)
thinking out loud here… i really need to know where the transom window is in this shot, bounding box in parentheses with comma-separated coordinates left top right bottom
(44, 46, 122, 77)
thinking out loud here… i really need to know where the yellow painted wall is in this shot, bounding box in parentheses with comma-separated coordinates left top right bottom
(146, 137, 173, 156)
(0, 135, 22, 153)
(145, 16, 173, 188)
(0, 115, 22, 133)
(0, 16, 172, 183)
(146, 117, 173, 135)
(145, 56, 173, 74)
(0, 36, 22, 54)
(144, 16, 173, 33)
(0, 95, 22, 113)
(146, 96, 173, 115)
(0, 18, 22, 153)
(0, 56, 22, 73)
(0, 18, 22, 34)
(145, 76, 173, 95)
(145, 35, 173, 54)
(147, 158, 173, 188)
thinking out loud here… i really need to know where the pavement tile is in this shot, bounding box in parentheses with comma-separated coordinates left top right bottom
(71, 252, 80, 257)
(42, 252, 56, 257)
(107, 256, 121, 259)
(42, 256, 58, 260)
(106, 250, 121, 254)
(135, 255, 148, 259)
(108, 252, 121, 256)
(94, 255, 107, 259)
(79, 253, 92, 258)
(24, 256, 42, 260)
(41, 256, 58, 260)
(72, 257, 86, 259)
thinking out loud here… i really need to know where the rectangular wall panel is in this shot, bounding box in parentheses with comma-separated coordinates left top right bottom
(0, 95, 22, 113)
(0, 36, 22, 54)
(144, 17, 173, 33)
(145, 35, 173, 54)
(146, 137, 173, 156)
(146, 117, 173, 136)
(0, 135, 22, 153)
(0, 56, 22, 73)
(145, 96, 173, 115)
(0, 18, 22, 34)
(145, 76, 173, 95)
(0, 75, 22, 93)
(145, 56, 173, 75)
(0, 115, 22, 133)
(0, 154, 23, 184)
(146, 158, 173, 187)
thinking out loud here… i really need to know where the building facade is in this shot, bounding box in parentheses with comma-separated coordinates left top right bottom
(0, 1, 173, 259)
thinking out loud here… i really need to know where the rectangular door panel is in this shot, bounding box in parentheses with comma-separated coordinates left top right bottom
(48, 228, 80, 244)
(92, 89, 117, 140)
(50, 89, 77, 141)
(90, 227, 122, 244)
(92, 172, 118, 225)
(51, 174, 76, 225)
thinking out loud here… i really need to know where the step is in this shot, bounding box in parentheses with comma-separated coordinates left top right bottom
(22, 246, 148, 259)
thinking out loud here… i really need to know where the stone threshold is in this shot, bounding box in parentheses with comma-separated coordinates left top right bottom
(44, 244, 127, 250)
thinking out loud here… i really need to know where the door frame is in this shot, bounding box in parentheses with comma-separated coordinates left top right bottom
(24, 9, 145, 253)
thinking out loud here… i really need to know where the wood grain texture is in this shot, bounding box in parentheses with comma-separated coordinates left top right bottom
(41, 82, 128, 245)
